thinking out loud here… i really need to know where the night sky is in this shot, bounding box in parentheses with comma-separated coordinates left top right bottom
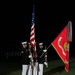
(0, 1, 74, 55)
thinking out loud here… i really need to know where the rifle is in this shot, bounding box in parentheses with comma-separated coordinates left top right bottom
(40, 44, 51, 58)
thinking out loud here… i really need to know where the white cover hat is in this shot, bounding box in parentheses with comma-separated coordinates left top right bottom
(21, 41, 27, 44)
(39, 43, 43, 46)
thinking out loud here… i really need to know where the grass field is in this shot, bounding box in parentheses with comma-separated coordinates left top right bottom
(0, 57, 75, 75)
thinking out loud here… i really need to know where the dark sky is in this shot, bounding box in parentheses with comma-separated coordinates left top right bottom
(0, 1, 74, 54)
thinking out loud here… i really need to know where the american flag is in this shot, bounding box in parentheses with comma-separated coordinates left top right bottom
(30, 5, 36, 56)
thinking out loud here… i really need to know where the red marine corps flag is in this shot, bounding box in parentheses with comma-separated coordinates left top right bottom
(30, 5, 37, 57)
(51, 21, 72, 72)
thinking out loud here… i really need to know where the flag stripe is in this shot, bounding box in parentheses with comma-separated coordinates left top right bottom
(30, 30, 34, 35)
(30, 35, 35, 40)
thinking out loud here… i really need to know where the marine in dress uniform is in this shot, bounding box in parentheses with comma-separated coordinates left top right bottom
(27, 44, 34, 75)
(32, 47, 38, 75)
(21, 41, 31, 75)
(28, 45, 38, 75)
(37, 43, 48, 75)
(27, 44, 38, 75)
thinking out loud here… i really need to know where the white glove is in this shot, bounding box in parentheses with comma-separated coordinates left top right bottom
(45, 55, 47, 57)
(44, 62, 48, 66)
(28, 55, 32, 58)
(43, 49, 47, 52)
